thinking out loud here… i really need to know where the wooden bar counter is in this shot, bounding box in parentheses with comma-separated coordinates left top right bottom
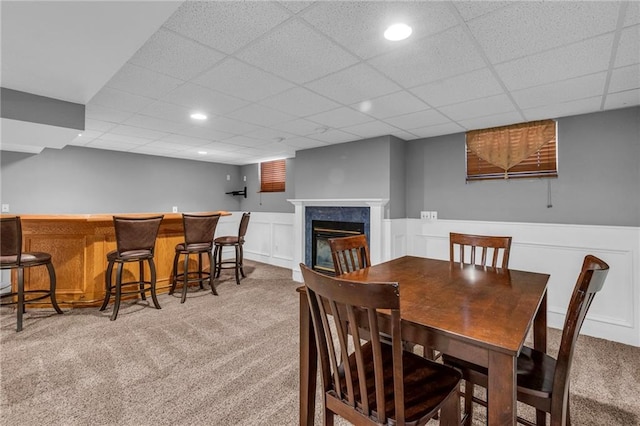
(6, 212, 229, 307)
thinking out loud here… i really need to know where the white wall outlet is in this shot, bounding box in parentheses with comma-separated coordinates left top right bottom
(431, 211, 438, 220)
(226, 174, 231, 181)
(420, 211, 429, 220)
(243, 176, 247, 182)
(172, 206, 178, 213)
(1, 204, 9, 213)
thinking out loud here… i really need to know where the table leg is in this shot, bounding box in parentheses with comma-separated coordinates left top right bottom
(534, 290, 547, 353)
(299, 289, 317, 426)
(488, 351, 516, 425)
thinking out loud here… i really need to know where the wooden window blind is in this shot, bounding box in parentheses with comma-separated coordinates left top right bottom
(260, 159, 286, 192)
(466, 120, 557, 181)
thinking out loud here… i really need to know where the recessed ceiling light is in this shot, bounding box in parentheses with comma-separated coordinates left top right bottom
(197, 151, 207, 155)
(190, 112, 207, 120)
(384, 23, 412, 41)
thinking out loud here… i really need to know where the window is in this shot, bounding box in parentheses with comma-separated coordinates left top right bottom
(466, 120, 557, 181)
(260, 159, 286, 192)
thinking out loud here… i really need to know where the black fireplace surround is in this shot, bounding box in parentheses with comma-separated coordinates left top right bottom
(311, 220, 365, 274)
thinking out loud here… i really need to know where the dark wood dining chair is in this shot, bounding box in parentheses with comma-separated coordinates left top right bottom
(0, 216, 63, 331)
(100, 215, 164, 321)
(443, 255, 610, 426)
(327, 234, 370, 275)
(214, 212, 250, 285)
(170, 213, 221, 303)
(300, 263, 462, 426)
(449, 232, 512, 269)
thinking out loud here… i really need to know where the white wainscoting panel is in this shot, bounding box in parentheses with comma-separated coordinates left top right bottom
(236, 211, 294, 270)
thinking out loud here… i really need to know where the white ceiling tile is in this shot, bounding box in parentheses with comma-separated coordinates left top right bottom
(109, 124, 168, 140)
(139, 101, 193, 124)
(237, 19, 359, 84)
(301, 1, 458, 59)
(84, 118, 117, 133)
(308, 128, 359, 144)
(85, 104, 134, 123)
(201, 116, 260, 136)
(279, 1, 313, 14)
(383, 109, 450, 130)
(306, 107, 374, 129)
(244, 127, 297, 143)
(457, 111, 524, 131)
(85, 139, 139, 152)
(137, 140, 187, 152)
(259, 87, 340, 117)
(523, 97, 602, 121)
(198, 142, 245, 153)
(615, 25, 640, 68)
(609, 64, 640, 94)
(105, 63, 183, 98)
(388, 130, 417, 141)
(468, 2, 620, 64)
(271, 118, 322, 136)
(124, 114, 190, 134)
(157, 134, 210, 147)
(226, 104, 296, 127)
(193, 58, 295, 102)
(224, 135, 269, 148)
(162, 1, 291, 54)
(68, 130, 102, 146)
(410, 68, 505, 108)
(454, 2, 513, 22)
(604, 89, 640, 110)
(282, 136, 327, 150)
(438, 94, 516, 122)
(306, 63, 401, 105)
(624, 2, 640, 27)
(354, 91, 429, 120)
(368, 26, 485, 88)
(495, 34, 614, 91)
(340, 121, 401, 139)
(409, 122, 465, 139)
(99, 132, 151, 145)
(161, 83, 249, 116)
(512, 72, 607, 110)
(89, 87, 154, 113)
(178, 125, 235, 141)
(128, 28, 225, 81)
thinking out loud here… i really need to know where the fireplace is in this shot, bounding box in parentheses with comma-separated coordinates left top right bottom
(312, 220, 365, 275)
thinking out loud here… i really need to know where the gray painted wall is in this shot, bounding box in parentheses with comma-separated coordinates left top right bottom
(406, 107, 640, 227)
(294, 135, 400, 216)
(389, 136, 406, 219)
(239, 158, 295, 213)
(1, 146, 241, 214)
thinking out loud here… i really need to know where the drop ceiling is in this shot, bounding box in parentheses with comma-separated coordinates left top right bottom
(2, 1, 639, 165)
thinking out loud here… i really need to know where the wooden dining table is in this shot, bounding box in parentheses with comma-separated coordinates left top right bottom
(298, 255, 550, 426)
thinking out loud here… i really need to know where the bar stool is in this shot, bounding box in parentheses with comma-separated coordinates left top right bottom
(214, 212, 250, 285)
(100, 215, 163, 321)
(0, 216, 63, 332)
(170, 213, 221, 303)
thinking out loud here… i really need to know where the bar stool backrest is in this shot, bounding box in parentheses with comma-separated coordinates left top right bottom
(113, 216, 164, 254)
(238, 212, 251, 242)
(0, 216, 22, 264)
(183, 213, 220, 246)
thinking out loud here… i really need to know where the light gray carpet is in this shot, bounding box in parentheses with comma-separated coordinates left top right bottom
(1, 261, 639, 425)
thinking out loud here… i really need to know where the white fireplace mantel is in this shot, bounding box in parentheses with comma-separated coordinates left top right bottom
(288, 198, 389, 282)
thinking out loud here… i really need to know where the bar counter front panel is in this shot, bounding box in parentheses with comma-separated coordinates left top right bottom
(9, 212, 229, 307)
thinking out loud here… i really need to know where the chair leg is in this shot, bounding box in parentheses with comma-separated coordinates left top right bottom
(209, 251, 218, 296)
(111, 262, 124, 321)
(100, 260, 114, 311)
(463, 380, 474, 426)
(239, 244, 245, 278)
(234, 244, 241, 285)
(198, 253, 204, 289)
(439, 388, 462, 426)
(181, 253, 189, 304)
(138, 261, 146, 300)
(16, 267, 24, 332)
(46, 262, 63, 314)
(215, 245, 222, 278)
(170, 251, 180, 295)
(148, 258, 161, 310)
